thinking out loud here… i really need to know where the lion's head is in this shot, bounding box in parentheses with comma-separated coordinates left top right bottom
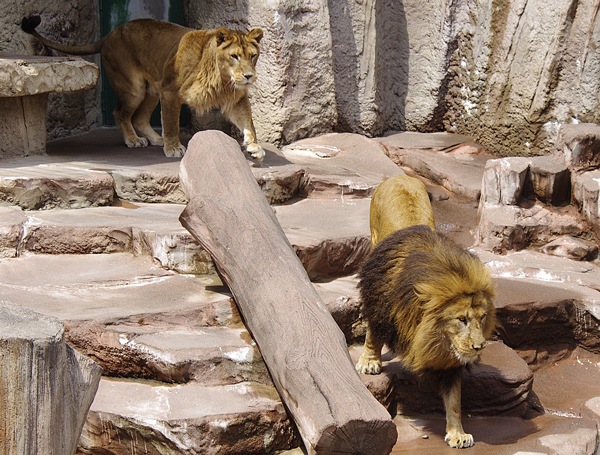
(215, 27, 263, 89)
(359, 225, 496, 373)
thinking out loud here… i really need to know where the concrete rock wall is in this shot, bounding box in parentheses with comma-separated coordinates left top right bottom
(440, 0, 600, 156)
(0, 0, 101, 140)
(187, 0, 600, 155)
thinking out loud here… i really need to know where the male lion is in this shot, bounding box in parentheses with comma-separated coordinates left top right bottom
(22, 16, 264, 160)
(356, 175, 496, 449)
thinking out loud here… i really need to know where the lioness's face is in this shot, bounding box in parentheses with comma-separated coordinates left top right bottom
(442, 293, 494, 365)
(216, 28, 262, 88)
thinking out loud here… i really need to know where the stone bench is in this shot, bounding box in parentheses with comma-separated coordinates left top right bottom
(0, 54, 99, 159)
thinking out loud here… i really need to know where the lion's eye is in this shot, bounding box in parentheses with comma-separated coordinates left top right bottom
(458, 316, 467, 324)
(231, 54, 240, 61)
(250, 54, 257, 61)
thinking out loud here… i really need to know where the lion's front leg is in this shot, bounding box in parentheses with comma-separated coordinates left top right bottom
(160, 91, 186, 158)
(440, 369, 473, 448)
(225, 96, 264, 161)
(356, 327, 383, 375)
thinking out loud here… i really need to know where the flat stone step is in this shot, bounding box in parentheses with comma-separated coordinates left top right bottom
(0, 128, 406, 210)
(0, 253, 236, 323)
(79, 378, 298, 455)
(475, 248, 600, 361)
(0, 253, 364, 385)
(389, 413, 598, 454)
(67, 323, 270, 386)
(280, 132, 403, 198)
(0, 198, 372, 279)
(379, 132, 492, 199)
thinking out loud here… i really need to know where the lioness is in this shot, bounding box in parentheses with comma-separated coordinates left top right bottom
(22, 16, 264, 160)
(356, 175, 496, 449)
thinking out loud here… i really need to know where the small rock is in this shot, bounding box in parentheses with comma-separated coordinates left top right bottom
(572, 169, 600, 226)
(555, 123, 600, 171)
(541, 235, 598, 261)
(529, 155, 571, 205)
(475, 204, 585, 253)
(481, 157, 530, 206)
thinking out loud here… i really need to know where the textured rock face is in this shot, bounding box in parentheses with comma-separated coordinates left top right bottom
(444, 0, 600, 156)
(185, 0, 337, 146)
(184, 0, 600, 154)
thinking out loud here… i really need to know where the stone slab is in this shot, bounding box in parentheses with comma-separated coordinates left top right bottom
(0, 206, 26, 258)
(380, 133, 492, 199)
(1, 198, 372, 279)
(0, 253, 234, 322)
(274, 198, 371, 280)
(481, 157, 530, 206)
(572, 169, 600, 227)
(1, 128, 306, 206)
(0, 54, 99, 97)
(529, 155, 571, 205)
(378, 131, 473, 150)
(67, 323, 270, 386)
(474, 249, 600, 356)
(79, 379, 297, 455)
(475, 203, 586, 253)
(0, 162, 114, 209)
(555, 123, 600, 171)
(280, 132, 403, 198)
(387, 413, 598, 455)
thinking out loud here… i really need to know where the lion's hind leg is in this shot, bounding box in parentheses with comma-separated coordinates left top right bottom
(106, 66, 149, 149)
(132, 92, 164, 147)
(356, 327, 383, 375)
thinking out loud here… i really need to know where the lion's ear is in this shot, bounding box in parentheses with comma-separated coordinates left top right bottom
(247, 28, 263, 44)
(216, 27, 233, 46)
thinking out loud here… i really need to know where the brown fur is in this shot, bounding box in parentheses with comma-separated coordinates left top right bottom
(355, 176, 496, 448)
(22, 17, 264, 159)
(368, 175, 435, 250)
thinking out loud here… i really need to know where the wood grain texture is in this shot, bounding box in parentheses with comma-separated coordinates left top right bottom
(0, 301, 102, 455)
(179, 131, 397, 454)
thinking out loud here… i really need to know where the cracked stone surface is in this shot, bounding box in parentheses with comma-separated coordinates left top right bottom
(1, 129, 600, 455)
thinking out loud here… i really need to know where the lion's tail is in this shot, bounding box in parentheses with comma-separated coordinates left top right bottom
(21, 16, 106, 55)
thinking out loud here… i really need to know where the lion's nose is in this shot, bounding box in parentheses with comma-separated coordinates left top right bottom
(472, 343, 485, 351)
(244, 73, 254, 81)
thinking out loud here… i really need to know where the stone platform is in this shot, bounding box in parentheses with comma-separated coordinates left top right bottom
(0, 54, 99, 158)
(1, 128, 600, 454)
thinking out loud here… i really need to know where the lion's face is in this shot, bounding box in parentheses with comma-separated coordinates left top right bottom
(215, 28, 263, 89)
(440, 291, 495, 365)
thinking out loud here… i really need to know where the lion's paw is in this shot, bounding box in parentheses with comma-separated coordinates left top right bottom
(125, 136, 149, 148)
(445, 430, 474, 449)
(355, 358, 382, 375)
(164, 143, 186, 158)
(148, 136, 164, 147)
(246, 143, 265, 161)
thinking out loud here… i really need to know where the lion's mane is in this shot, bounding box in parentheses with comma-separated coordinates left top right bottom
(358, 225, 496, 373)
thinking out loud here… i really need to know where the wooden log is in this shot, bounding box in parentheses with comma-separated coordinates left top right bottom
(179, 131, 397, 455)
(0, 301, 102, 455)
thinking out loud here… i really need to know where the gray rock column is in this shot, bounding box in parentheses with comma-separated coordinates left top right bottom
(0, 302, 102, 455)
